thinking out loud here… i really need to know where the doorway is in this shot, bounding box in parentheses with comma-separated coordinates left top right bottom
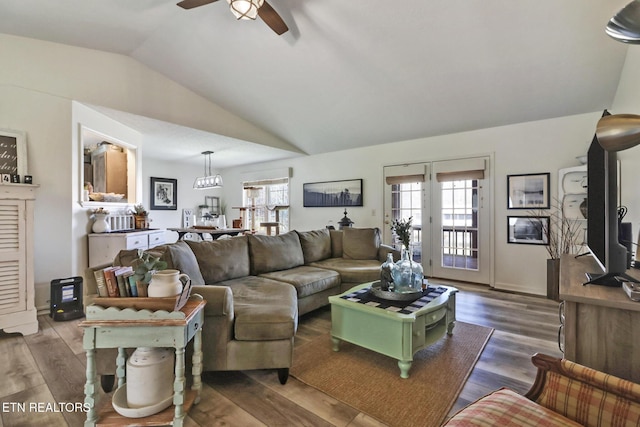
(383, 157, 492, 284)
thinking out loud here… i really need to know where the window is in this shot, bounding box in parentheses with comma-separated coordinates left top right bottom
(242, 178, 289, 233)
(440, 179, 479, 270)
(390, 181, 423, 262)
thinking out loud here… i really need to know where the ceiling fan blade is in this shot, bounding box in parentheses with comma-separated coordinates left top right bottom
(177, 0, 219, 10)
(258, 1, 289, 35)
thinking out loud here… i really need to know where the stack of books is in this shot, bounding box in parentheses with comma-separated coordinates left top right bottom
(93, 266, 147, 297)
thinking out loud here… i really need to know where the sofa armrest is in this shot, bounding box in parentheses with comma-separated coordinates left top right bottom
(377, 244, 400, 262)
(192, 285, 233, 317)
(525, 353, 640, 425)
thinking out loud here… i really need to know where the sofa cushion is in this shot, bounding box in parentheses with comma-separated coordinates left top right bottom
(165, 241, 206, 286)
(260, 266, 340, 298)
(296, 229, 332, 264)
(225, 276, 298, 341)
(445, 388, 582, 426)
(330, 230, 343, 258)
(342, 228, 381, 260)
(113, 246, 167, 267)
(248, 231, 304, 275)
(310, 258, 382, 283)
(185, 236, 250, 283)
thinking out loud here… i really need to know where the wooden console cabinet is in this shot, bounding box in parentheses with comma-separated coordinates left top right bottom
(559, 254, 640, 382)
(0, 184, 38, 336)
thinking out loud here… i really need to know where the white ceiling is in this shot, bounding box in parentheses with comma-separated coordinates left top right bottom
(0, 0, 632, 166)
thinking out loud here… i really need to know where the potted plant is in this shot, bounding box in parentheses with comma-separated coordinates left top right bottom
(390, 217, 423, 293)
(529, 200, 583, 300)
(130, 203, 149, 229)
(131, 250, 167, 297)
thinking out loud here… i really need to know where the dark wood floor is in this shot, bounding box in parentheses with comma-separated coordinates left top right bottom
(0, 281, 562, 427)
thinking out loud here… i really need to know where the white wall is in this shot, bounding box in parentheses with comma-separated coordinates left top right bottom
(2, 32, 638, 309)
(611, 47, 640, 237)
(219, 113, 605, 295)
(142, 158, 225, 242)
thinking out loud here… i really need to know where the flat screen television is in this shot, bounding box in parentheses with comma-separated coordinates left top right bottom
(585, 115, 637, 286)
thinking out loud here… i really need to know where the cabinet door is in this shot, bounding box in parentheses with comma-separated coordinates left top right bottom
(148, 231, 166, 248)
(0, 200, 25, 314)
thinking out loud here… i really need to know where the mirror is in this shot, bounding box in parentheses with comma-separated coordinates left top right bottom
(80, 126, 138, 207)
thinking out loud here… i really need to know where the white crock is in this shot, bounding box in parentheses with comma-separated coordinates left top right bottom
(148, 269, 188, 297)
(126, 347, 174, 410)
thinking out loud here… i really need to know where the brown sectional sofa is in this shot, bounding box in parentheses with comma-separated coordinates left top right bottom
(92, 227, 398, 384)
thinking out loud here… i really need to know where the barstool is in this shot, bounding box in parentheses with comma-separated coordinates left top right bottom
(260, 222, 280, 235)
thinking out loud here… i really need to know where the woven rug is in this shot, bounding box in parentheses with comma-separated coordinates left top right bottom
(291, 322, 493, 427)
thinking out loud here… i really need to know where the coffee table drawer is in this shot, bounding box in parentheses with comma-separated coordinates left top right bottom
(412, 307, 448, 351)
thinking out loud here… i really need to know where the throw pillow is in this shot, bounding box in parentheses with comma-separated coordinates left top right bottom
(296, 229, 332, 264)
(330, 230, 343, 258)
(248, 231, 304, 275)
(342, 228, 380, 260)
(166, 241, 205, 286)
(185, 236, 250, 284)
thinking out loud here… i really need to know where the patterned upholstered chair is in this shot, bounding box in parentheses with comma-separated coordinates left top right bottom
(445, 353, 640, 426)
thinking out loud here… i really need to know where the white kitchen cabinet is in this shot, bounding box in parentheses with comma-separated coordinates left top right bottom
(88, 229, 166, 268)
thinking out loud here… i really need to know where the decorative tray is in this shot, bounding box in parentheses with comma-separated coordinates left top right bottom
(369, 281, 423, 301)
(93, 296, 179, 312)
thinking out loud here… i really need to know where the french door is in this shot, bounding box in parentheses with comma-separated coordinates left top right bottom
(383, 157, 492, 284)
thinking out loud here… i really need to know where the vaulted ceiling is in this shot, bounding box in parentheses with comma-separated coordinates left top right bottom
(0, 0, 631, 164)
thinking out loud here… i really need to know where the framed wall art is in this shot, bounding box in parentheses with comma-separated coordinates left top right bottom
(150, 177, 177, 210)
(0, 129, 28, 180)
(507, 173, 550, 209)
(507, 216, 549, 245)
(303, 179, 363, 207)
(205, 196, 220, 215)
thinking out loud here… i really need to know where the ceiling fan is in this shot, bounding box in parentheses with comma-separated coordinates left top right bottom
(177, 0, 289, 35)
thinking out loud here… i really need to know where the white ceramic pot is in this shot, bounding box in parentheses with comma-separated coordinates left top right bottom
(92, 213, 110, 233)
(148, 269, 188, 297)
(126, 347, 174, 411)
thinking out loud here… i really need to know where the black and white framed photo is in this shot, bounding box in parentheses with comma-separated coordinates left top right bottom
(507, 173, 550, 209)
(303, 179, 363, 207)
(507, 216, 549, 245)
(0, 129, 28, 179)
(150, 177, 177, 210)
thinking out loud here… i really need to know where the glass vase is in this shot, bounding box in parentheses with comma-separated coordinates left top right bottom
(380, 252, 396, 291)
(391, 247, 423, 293)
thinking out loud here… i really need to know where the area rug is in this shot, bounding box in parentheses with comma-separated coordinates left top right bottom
(291, 322, 493, 427)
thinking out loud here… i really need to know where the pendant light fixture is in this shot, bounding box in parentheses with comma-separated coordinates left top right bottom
(227, 0, 264, 20)
(193, 151, 223, 190)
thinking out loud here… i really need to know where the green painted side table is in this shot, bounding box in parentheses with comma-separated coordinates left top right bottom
(79, 296, 205, 426)
(329, 282, 457, 378)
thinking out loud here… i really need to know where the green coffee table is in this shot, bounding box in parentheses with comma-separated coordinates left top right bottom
(329, 282, 457, 378)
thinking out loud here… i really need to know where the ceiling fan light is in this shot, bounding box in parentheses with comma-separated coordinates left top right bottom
(227, 0, 263, 20)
